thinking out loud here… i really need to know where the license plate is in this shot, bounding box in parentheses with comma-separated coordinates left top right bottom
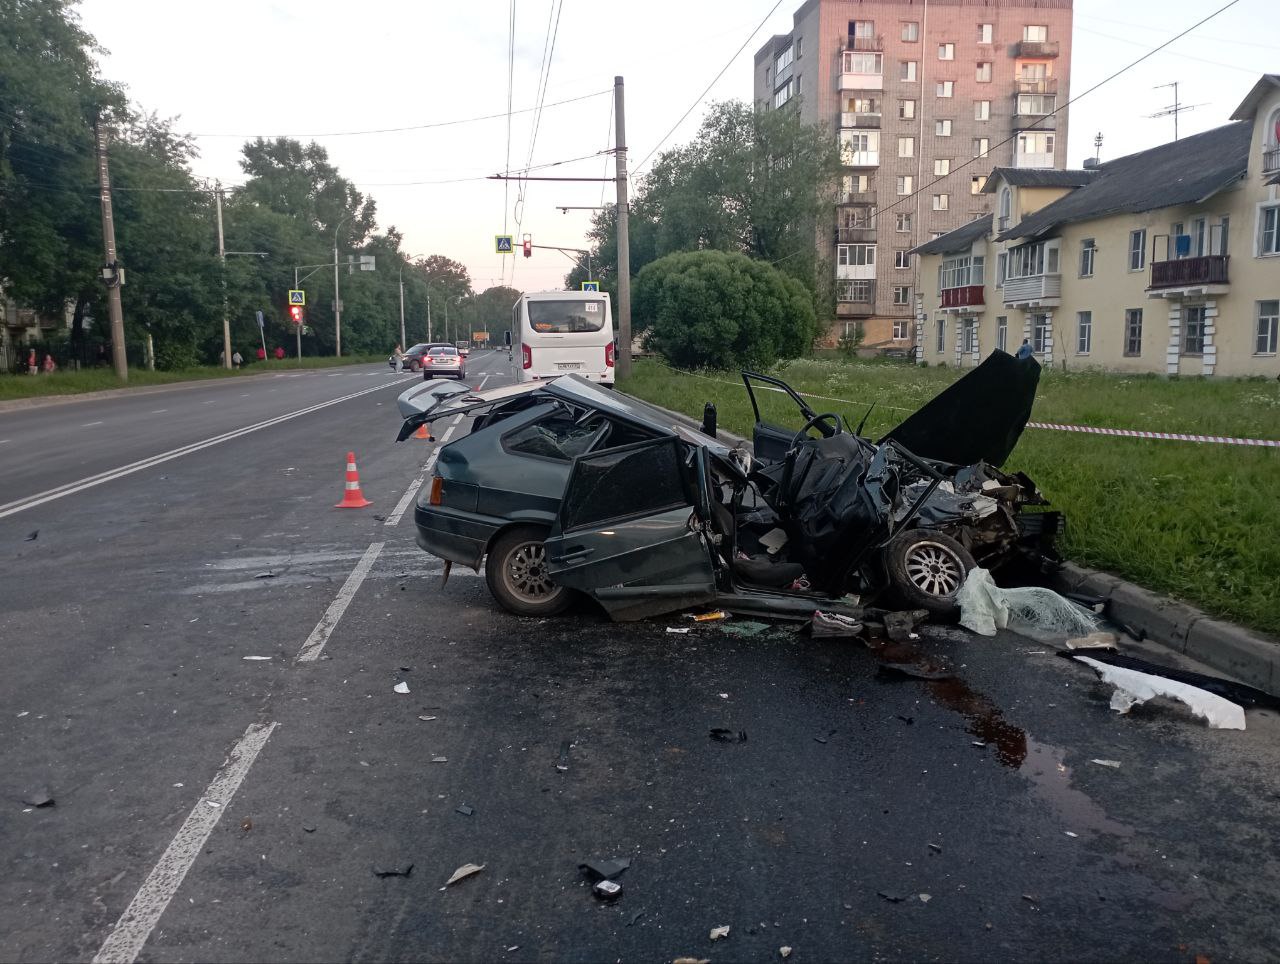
(556, 362, 584, 370)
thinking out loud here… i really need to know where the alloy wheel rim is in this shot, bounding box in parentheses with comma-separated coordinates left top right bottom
(904, 541, 965, 597)
(505, 542, 557, 601)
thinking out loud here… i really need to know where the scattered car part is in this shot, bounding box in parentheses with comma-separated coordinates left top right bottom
(957, 568, 1097, 639)
(445, 863, 485, 886)
(593, 879, 623, 900)
(1071, 655, 1247, 729)
(1061, 649, 1280, 712)
(373, 863, 414, 878)
(579, 857, 631, 881)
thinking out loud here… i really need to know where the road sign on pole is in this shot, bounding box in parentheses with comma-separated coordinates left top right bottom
(495, 235, 514, 254)
(288, 289, 306, 305)
(581, 281, 600, 292)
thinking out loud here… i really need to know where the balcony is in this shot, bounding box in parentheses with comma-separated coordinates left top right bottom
(836, 297, 876, 318)
(940, 285, 986, 311)
(839, 71, 883, 91)
(1013, 112, 1056, 130)
(840, 150, 880, 168)
(1016, 40, 1060, 58)
(1147, 255, 1230, 298)
(1016, 78, 1058, 95)
(1264, 146, 1280, 175)
(836, 262, 876, 281)
(835, 226, 876, 244)
(838, 190, 877, 206)
(1014, 151, 1055, 169)
(1002, 273, 1062, 307)
(848, 35, 884, 52)
(840, 111, 882, 129)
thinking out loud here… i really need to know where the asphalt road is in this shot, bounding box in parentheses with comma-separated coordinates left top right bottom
(3, 351, 1279, 963)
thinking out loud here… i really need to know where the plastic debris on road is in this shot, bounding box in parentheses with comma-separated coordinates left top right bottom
(579, 857, 631, 881)
(666, 626, 692, 634)
(25, 530, 38, 541)
(957, 567, 1099, 639)
(1073, 655, 1246, 729)
(373, 863, 414, 878)
(393, 681, 410, 694)
(780, 947, 793, 959)
(709, 728, 747, 743)
(687, 610, 730, 622)
(593, 879, 623, 900)
(719, 620, 770, 637)
(709, 925, 731, 940)
(23, 789, 54, 808)
(445, 863, 485, 886)
(242, 656, 272, 661)
(556, 741, 571, 771)
(1065, 631, 1117, 650)
(455, 804, 474, 816)
(1091, 759, 1122, 768)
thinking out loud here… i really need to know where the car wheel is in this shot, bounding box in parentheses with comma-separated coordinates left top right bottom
(884, 529, 975, 618)
(485, 526, 572, 617)
(423, 371, 432, 380)
(409, 360, 421, 372)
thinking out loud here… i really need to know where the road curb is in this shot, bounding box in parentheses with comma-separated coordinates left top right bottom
(630, 390, 1280, 696)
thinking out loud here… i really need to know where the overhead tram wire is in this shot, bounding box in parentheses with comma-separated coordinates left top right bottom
(631, 0, 787, 180)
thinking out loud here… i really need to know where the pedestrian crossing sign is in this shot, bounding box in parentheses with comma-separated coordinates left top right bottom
(288, 289, 306, 305)
(495, 235, 514, 254)
(581, 281, 600, 292)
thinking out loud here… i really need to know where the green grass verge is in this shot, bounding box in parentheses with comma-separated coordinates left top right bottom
(621, 357, 1280, 638)
(0, 355, 387, 401)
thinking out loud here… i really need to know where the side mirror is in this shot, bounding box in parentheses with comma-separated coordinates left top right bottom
(503, 330, 512, 347)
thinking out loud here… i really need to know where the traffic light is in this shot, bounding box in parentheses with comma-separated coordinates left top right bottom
(289, 305, 305, 325)
(522, 235, 532, 258)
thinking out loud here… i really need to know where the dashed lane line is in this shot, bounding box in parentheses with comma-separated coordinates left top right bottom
(0, 378, 415, 520)
(294, 541, 385, 662)
(92, 722, 278, 964)
(385, 420, 458, 527)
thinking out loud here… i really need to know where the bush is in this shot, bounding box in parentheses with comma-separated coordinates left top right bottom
(633, 250, 818, 370)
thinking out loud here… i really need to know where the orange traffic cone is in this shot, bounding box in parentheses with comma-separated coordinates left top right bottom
(414, 423, 433, 441)
(335, 451, 372, 508)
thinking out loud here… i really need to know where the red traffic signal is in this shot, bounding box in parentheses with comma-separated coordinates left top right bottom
(289, 305, 305, 324)
(522, 236, 532, 258)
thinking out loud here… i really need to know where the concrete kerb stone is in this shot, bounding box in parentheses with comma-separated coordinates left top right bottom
(630, 394, 1280, 697)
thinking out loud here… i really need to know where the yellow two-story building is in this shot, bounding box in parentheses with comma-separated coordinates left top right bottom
(913, 74, 1280, 377)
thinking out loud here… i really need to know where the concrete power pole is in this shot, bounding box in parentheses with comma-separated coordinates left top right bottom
(613, 75, 632, 380)
(214, 183, 232, 369)
(94, 119, 128, 381)
(398, 267, 407, 349)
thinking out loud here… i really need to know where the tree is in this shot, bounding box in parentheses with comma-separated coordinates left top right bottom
(634, 250, 818, 370)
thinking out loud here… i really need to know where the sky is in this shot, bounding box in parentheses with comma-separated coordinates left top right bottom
(75, 0, 1277, 295)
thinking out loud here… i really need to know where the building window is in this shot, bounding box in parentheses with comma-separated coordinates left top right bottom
(775, 46, 793, 74)
(896, 175, 913, 195)
(963, 318, 978, 353)
(840, 130, 880, 165)
(895, 213, 912, 233)
(898, 136, 915, 158)
(940, 254, 984, 289)
(936, 318, 945, 353)
(773, 81, 794, 108)
(936, 119, 952, 136)
(1261, 205, 1280, 255)
(899, 99, 916, 119)
(971, 175, 986, 194)
(996, 315, 1008, 351)
(837, 244, 876, 266)
(895, 250, 911, 269)
(976, 62, 992, 83)
(1080, 238, 1096, 277)
(893, 319, 909, 340)
(843, 51, 884, 74)
(936, 80, 954, 98)
(902, 21, 919, 42)
(840, 173, 871, 200)
(938, 43, 955, 60)
(1183, 305, 1206, 355)
(975, 100, 991, 120)
(973, 137, 990, 157)
(932, 194, 949, 211)
(1017, 93, 1055, 115)
(1024, 25, 1048, 42)
(931, 231, 945, 240)
(1016, 131, 1055, 164)
(978, 23, 993, 44)
(1129, 229, 1147, 270)
(996, 252, 1007, 286)
(893, 285, 911, 306)
(1257, 300, 1279, 354)
(998, 186, 1012, 228)
(934, 158, 951, 176)
(796, 36, 803, 58)
(1006, 239, 1059, 278)
(1076, 311, 1092, 354)
(851, 20, 875, 42)
(837, 279, 874, 303)
(1032, 315, 1048, 353)
(901, 60, 918, 82)
(1124, 308, 1143, 356)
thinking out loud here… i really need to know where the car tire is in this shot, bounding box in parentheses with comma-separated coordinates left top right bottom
(423, 371, 432, 380)
(485, 526, 572, 617)
(408, 360, 420, 372)
(884, 529, 975, 618)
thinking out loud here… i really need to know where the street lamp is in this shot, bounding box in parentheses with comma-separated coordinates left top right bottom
(399, 252, 425, 349)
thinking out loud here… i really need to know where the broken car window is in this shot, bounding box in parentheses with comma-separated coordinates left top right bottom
(561, 439, 688, 531)
(505, 412, 605, 461)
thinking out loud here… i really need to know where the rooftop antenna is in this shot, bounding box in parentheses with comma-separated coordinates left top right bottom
(1149, 82, 1207, 141)
(1093, 131, 1103, 163)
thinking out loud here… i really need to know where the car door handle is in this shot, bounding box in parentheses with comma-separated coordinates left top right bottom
(554, 547, 594, 563)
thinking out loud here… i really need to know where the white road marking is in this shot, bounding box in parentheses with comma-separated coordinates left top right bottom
(386, 421, 457, 527)
(83, 421, 104, 427)
(0, 439, 9, 445)
(0, 378, 415, 520)
(476, 374, 491, 389)
(150, 409, 167, 414)
(92, 721, 278, 964)
(295, 541, 384, 662)
(202, 400, 216, 404)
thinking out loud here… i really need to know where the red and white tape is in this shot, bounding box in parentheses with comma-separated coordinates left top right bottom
(1025, 422, 1280, 448)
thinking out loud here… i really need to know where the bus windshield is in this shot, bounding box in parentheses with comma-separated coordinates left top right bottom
(527, 299, 606, 334)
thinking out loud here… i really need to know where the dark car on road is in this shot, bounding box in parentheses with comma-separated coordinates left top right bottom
(391, 342, 453, 372)
(394, 353, 1060, 622)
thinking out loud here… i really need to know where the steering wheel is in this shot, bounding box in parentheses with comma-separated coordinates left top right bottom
(790, 412, 844, 447)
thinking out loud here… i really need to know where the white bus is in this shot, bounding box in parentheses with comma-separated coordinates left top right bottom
(506, 290, 616, 387)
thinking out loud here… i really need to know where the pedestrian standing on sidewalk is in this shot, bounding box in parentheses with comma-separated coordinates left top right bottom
(232, 350, 243, 369)
(27, 348, 38, 375)
(42, 353, 57, 373)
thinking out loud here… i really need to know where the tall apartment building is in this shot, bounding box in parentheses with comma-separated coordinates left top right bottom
(753, 0, 1073, 347)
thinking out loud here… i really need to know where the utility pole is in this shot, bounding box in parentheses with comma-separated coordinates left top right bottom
(333, 215, 350, 356)
(398, 266, 407, 349)
(94, 119, 128, 381)
(613, 75, 632, 379)
(427, 290, 433, 342)
(215, 182, 232, 369)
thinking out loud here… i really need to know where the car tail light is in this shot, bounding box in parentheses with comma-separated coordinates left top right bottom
(429, 476, 444, 506)
(605, 341, 615, 368)
(521, 343, 532, 370)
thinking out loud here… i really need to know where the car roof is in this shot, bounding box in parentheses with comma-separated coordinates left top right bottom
(542, 374, 684, 435)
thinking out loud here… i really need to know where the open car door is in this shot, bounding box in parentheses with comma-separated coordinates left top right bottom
(544, 436, 718, 622)
(741, 371, 826, 464)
